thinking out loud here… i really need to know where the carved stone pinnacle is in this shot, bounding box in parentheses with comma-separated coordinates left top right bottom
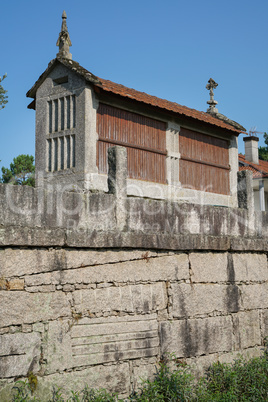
(206, 78, 218, 114)
(56, 10, 72, 60)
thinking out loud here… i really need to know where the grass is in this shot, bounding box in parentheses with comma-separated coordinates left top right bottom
(10, 345, 268, 401)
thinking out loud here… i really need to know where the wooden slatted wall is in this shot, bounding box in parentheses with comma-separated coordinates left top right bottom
(179, 128, 230, 195)
(97, 103, 167, 183)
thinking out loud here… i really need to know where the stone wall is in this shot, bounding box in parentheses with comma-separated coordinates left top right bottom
(0, 152, 268, 399)
(1, 238, 268, 399)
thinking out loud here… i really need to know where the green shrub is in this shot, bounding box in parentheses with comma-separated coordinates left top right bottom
(195, 344, 268, 401)
(129, 355, 194, 401)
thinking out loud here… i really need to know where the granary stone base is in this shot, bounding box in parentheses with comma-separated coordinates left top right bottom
(1, 244, 268, 400)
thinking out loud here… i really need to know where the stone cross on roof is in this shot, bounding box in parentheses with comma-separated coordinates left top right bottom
(206, 78, 218, 114)
(56, 11, 72, 60)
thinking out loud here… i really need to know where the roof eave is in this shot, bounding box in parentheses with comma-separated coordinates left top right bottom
(94, 85, 244, 136)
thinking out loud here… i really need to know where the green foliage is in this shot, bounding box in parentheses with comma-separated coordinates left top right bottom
(130, 355, 193, 401)
(79, 386, 118, 401)
(0, 73, 8, 110)
(1, 154, 35, 186)
(259, 132, 268, 161)
(49, 386, 65, 401)
(195, 351, 268, 401)
(12, 380, 37, 401)
(27, 372, 38, 394)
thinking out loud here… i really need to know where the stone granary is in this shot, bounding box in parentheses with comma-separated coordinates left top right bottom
(27, 11, 246, 207)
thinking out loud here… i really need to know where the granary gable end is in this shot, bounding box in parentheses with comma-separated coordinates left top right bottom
(27, 11, 246, 207)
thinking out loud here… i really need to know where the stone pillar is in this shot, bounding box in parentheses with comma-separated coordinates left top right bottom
(259, 180, 265, 211)
(108, 146, 127, 231)
(237, 170, 254, 212)
(166, 122, 181, 187)
(229, 136, 238, 207)
(237, 170, 255, 235)
(84, 87, 99, 184)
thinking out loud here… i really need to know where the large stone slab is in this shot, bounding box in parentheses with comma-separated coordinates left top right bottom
(261, 309, 268, 339)
(189, 252, 228, 282)
(71, 315, 159, 367)
(0, 332, 41, 377)
(0, 291, 70, 327)
(170, 283, 240, 317)
(39, 362, 131, 399)
(0, 227, 65, 247)
(73, 283, 167, 314)
(44, 315, 159, 373)
(65, 249, 171, 269)
(232, 253, 268, 282)
(232, 310, 261, 350)
(1, 248, 66, 277)
(23, 254, 189, 287)
(241, 283, 268, 309)
(0, 362, 131, 400)
(160, 315, 233, 358)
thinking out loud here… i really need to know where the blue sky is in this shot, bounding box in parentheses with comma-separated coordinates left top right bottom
(1, 0, 268, 170)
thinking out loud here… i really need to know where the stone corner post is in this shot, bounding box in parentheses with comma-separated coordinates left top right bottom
(108, 146, 128, 231)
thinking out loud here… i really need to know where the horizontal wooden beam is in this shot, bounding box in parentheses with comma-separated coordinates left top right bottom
(98, 137, 167, 156)
(180, 155, 230, 171)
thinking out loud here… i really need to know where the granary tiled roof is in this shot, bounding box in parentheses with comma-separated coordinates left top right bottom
(27, 57, 245, 135)
(239, 154, 268, 179)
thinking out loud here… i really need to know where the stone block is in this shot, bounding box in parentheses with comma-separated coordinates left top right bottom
(232, 310, 261, 350)
(0, 332, 41, 377)
(160, 316, 233, 358)
(71, 315, 159, 367)
(260, 309, 268, 339)
(232, 253, 268, 282)
(0, 291, 70, 327)
(65, 253, 188, 284)
(45, 320, 73, 374)
(43, 315, 159, 372)
(133, 362, 157, 389)
(241, 283, 268, 310)
(8, 279, 24, 290)
(31, 362, 131, 399)
(170, 283, 237, 317)
(0, 227, 65, 247)
(218, 346, 264, 365)
(189, 252, 228, 282)
(65, 248, 165, 268)
(73, 283, 167, 314)
(2, 248, 65, 277)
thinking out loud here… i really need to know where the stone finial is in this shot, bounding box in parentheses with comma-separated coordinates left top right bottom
(56, 11, 72, 60)
(206, 78, 218, 114)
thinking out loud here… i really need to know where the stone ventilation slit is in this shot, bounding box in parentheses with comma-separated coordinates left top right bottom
(60, 137, 64, 170)
(47, 139, 52, 171)
(48, 101, 52, 134)
(53, 138, 58, 171)
(67, 136, 71, 168)
(72, 95, 76, 128)
(72, 135, 76, 167)
(60, 98, 64, 131)
(54, 99, 58, 132)
(66, 96, 70, 129)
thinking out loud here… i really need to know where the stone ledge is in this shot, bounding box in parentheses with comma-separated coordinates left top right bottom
(0, 225, 268, 252)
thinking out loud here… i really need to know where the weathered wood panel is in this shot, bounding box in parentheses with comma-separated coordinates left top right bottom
(97, 104, 166, 183)
(179, 128, 230, 195)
